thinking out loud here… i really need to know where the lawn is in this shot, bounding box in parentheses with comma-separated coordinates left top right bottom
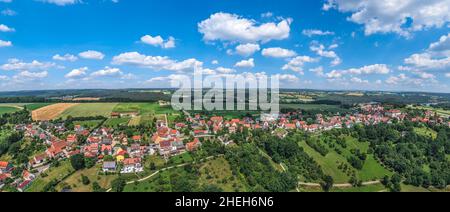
(58, 103, 118, 119)
(56, 165, 117, 192)
(103, 118, 130, 127)
(123, 168, 173, 192)
(169, 152, 194, 165)
(26, 160, 75, 192)
(0, 106, 20, 115)
(414, 127, 438, 140)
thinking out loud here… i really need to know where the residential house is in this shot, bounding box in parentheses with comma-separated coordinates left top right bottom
(0, 161, 12, 174)
(102, 161, 116, 172)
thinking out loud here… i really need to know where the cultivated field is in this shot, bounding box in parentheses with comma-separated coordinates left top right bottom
(57, 103, 118, 119)
(0, 106, 21, 115)
(32, 103, 79, 121)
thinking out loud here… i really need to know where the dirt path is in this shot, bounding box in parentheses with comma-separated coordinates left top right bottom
(298, 180, 381, 188)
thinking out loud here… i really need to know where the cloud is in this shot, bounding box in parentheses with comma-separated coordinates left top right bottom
(0, 24, 14, 32)
(446, 73, 450, 78)
(211, 60, 219, 65)
(39, 0, 81, 6)
(0, 58, 56, 71)
(1, 9, 16, 16)
(325, 70, 343, 79)
(262, 47, 296, 58)
(216, 67, 236, 74)
(79, 50, 105, 60)
(112, 52, 203, 73)
(14, 71, 48, 79)
(282, 56, 318, 74)
(0, 40, 12, 47)
(350, 77, 369, 84)
(344, 64, 391, 75)
(65, 67, 87, 78)
(309, 66, 325, 77)
(234, 58, 255, 68)
(302, 29, 334, 37)
(198, 12, 292, 43)
(53, 54, 78, 62)
(403, 33, 450, 70)
(141, 35, 176, 49)
(90, 67, 122, 77)
(235, 43, 260, 57)
(310, 42, 342, 66)
(323, 0, 450, 37)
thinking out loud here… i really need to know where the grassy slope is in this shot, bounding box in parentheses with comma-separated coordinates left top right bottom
(56, 165, 117, 192)
(103, 118, 130, 127)
(299, 141, 350, 183)
(26, 160, 74, 192)
(197, 157, 247, 192)
(58, 103, 118, 119)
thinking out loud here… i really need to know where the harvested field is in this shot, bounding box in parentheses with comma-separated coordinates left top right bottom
(32, 103, 79, 121)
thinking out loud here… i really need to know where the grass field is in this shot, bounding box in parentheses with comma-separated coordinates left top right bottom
(56, 165, 117, 192)
(299, 136, 392, 183)
(409, 105, 450, 118)
(127, 116, 141, 126)
(113, 103, 175, 115)
(198, 157, 247, 192)
(73, 120, 104, 128)
(103, 118, 130, 127)
(414, 127, 438, 140)
(26, 160, 75, 192)
(281, 104, 348, 113)
(58, 103, 118, 119)
(0, 106, 20, 115)
(32, 103, 79, 121)
(25, 103, 54, 111)
(299, 141, 350, 183)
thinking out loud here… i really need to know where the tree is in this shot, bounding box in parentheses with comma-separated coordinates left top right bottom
(321, 175, 334, 192)
(92, 182, 105, 192)
(111, 178, 126, 192)
(81, 175, 90, 185)
(70, 154, 86, 170)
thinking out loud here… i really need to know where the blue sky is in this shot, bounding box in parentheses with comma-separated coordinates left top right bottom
(0, 0, 449, 92)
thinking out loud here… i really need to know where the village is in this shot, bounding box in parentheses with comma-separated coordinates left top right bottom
(1, 103, 449, 192)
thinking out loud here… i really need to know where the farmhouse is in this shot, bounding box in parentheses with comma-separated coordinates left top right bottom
(46, 141, 68, 158)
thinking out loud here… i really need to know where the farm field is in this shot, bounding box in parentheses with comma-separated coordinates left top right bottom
(281, 104, 349, 113)
(128, 116, 142, 126)
(57, 103, 118, 119)
(113, 103, 175, 115)
(103, 118, 130, 127)
(26, 160, 75, 192)
(25, 103, 54, 111)
(32, 103, 79, 121)
(0, 106, 20, 115)
(408, 105, 450, 118)
(73, 120, 104, 128)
